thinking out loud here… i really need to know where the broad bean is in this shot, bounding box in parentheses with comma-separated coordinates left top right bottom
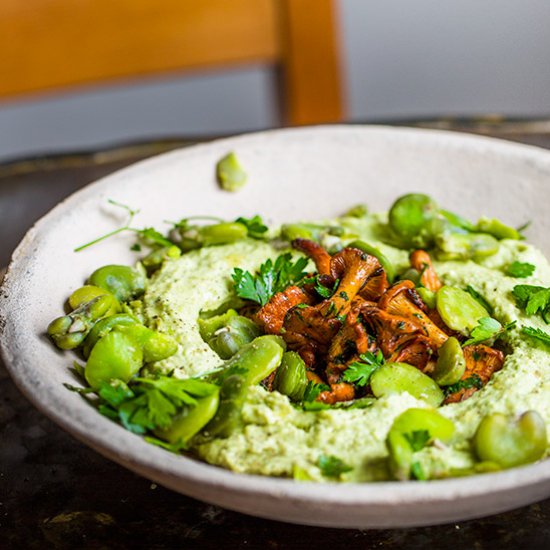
(273, 351, 309, 401)
(88, 265, 146, 302)
(85, 328, 143, 388)
(473, 410, 547, 468)
(432, 337, 466, 386)
(436, 286, 489, 333)
(370, 362, 444, 407)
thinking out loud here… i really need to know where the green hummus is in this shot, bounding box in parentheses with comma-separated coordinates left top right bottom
(141, 214, 550, 481)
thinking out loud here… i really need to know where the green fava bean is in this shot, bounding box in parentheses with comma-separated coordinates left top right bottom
(155, 388, 220, 445)
(388, 193, 439, 247)
(341, 204, 368, 218)
(47, 294, 115, 350)
(198, 309, 260, 359)
(435, 232, 499, 261)
(273, 351, 309, 402)
(391, 408, 455, 442)
(216, 152, 247, 192)
(436, 286, 489, 333)
(116, 324, 178, 363)
(85, 329, 143, 389)
(433, 337, 466, 386)
(370, 362, 444, 407)
(68, 285, 119, 314)
(416, 287, 437, 309)
(204, 374, 247, 438)
(348, 239, 396, 282)
(200, 222, 248, 246)
(474, 410, 547, 468)
(88, 264, 146, 302)
(281, 223, 324, 242)
(217, 335, 285, 386)
(476, 217, 521, 240)
(386, 408, 455, 480)
(82, 313, 139, 358)
(386, 429, 414, 481)
(141, 245, 181, 273)
(399, 268, 421, 286)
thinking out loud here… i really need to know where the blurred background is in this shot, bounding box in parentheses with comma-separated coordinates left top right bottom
(1, 0, 550, 162)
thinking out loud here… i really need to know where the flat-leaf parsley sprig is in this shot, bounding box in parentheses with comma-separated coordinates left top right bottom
(463, 317, 516, 346)
(512, 284, 550, 323)
(232, 253, 309, 306)
(343, 351, 385, 387)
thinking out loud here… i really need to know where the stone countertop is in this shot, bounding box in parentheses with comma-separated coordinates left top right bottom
(1, 124, 549, 549)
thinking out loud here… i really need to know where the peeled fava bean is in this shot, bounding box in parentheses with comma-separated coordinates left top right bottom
(370, 362, 444, 407)
(116, 324, 178, 363)
(200, 222, 248, 246)
(435, 232, 499, 261)
(348, 239, 396, 282)
(198, 309, 260, 359)
(436, 286, 489, 334)
(476, 217, 521, 240)
(387, 408, 455, 480)
(88, 265, 146, 302)
(388, 193, 439, 248)
(82, 313, 139, 358)
(474, 410, 547, 468)
(432, 337, 466, 386)
(273, 351, 309, 402)
(85, 329, 143, 389)
(68, 285, 120, 313)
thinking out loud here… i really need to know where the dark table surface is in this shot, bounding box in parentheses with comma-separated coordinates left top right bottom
(2, 122, 550, 549)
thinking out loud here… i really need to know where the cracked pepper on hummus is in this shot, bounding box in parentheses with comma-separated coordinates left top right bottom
(49, 192, 549, 482)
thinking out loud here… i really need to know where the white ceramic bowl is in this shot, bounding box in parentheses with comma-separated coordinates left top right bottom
(1, 126, 549, 528)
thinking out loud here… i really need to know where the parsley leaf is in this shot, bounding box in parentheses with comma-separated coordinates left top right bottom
(342, 351, 385, 387)
(465, 285, 493, 315)
(512, 284, 550, 321)
(303, 381, 330, 402)
(443, 374, 483, 396)
(231, 253, 309, 306)
(135, 227, 174, 248)
(317, 454, 353, 478)
(80, 376, 218, 437)
(463, 317, 515, 346)
(235, 215, 268, 239)
(404, 430, 431, 452)
(506, 261, 535, 278)
(521, 326, 550, 347)
(305, 275, 339, 299)
(410, 461, 427, 481)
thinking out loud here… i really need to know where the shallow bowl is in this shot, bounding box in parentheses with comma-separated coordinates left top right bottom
(1, 125, 549, 527)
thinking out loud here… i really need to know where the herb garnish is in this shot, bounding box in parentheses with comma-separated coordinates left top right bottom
(521, 326, 550, 347)
(443, 374, 483, 396)
(463, 317, 516, 346)
(317, 454, 353, 478)
(342, 351, 385, 387)
(66, 376, 217, 438)
(506, 261, 535, 278)
(303, 380, 330, 402)
(74, 200, 175, 252)
(235, 215, 268, 239)
(512, 284, 550, 322)
(232, 253, 309, 306)
(465, 285, 493, 315)
(404, 430, 431, 452)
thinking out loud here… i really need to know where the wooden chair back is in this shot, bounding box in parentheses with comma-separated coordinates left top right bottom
(0, 0, 344, 125)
